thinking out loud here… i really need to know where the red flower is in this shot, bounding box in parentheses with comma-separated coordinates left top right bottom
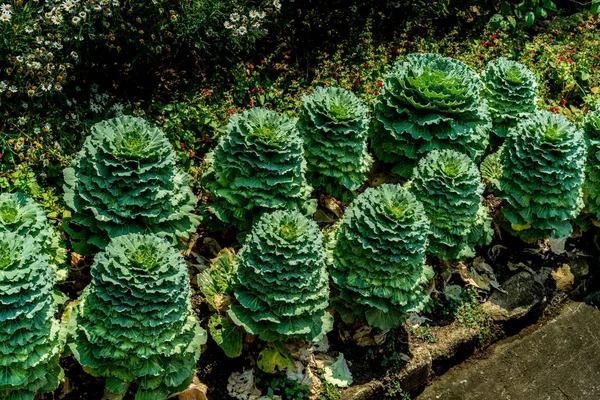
(560, 97, 567, 107)
(188, 151, 194, 157)
(180, 143, 185, 150)
(529, 49, 535, 54)
(378, 80, 384, 88)
(364, 63, 369, 68)
(333, 72, 339, 79)
(259, 88, 265, 93)
(448, 54, 453, 58)
(323, 81, 329, 86)
(375, 91, 380, 96)
(568, 59, 574, 64)
(227, 109, 236, 114)
(249, 100, 254, 106)
(595, 55, 599, 60)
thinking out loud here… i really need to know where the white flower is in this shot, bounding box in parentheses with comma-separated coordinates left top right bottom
(224, 21, 233, 29)
(239, 26, 247, 35)
(0, 13, 10, 23)
(61, 0, 75, 12)
(18, 116, 27, 126)
(51, 15, 63, 25)
(90, 102, 103, 113)
(249, 10, 259, 19)
(79, 11, 86, 18)
(112, 0, 119, 6)
(0, 81, 7, 92)
(32, 61, 41, 70)
(40, 83, 52, 91)
(44, 123, 52, 132)
(1, 4, 11, 13)
(71, 16, 81, 24)
(232, 29, 239, 36)
(112, 102, 124, 112)
(33, 127, 41, 134)
(53, 41, 63, 49)
(251, 22, 260, 29)
(70, 51, 78, 59)
(54, 83, 62, 91)
(230, 12, 239, 22)
(21, 102, 28, 109)
(8, 85, 17, 93)
(25, 26, 34, 33)
(258, 11, 266, 19)
(350, 5, 357, 12)
(273, 0, 281, 10)
(15, 55, 23, 62)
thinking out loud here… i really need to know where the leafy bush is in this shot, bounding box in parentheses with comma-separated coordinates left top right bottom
(63, 115, 200, 254)
(0, 192, 68, 281)
(327, 184, 433, 330)
(411, 150, 493, 260)
(297, 86, 372, 201)
(583, 109, 600, 219)
(228, 210, 333, 342)
(0, 232, 65, 399)
(203, 108, 314, 232)
(498, 111, 586, 240)
(371, 53, 491, 177)
(68, 233, 206, 398)
(482, 57, 538, 139)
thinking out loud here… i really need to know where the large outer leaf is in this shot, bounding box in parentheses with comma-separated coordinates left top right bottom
(0, 232, 65, 399)
(208, 314, 243, 358)
(297, 87, 372, 201)
(63, 116, 200, 255)
(371, 53, 491, 177)
(327, 185, 434, 330)
(498, 111, 586, 241)
(228, 210, 333, 342)
(202, 108, 313, 232)
(69, 234, 206, 398)
(410, 149, 492, 260)
(583, 109, 600, 219)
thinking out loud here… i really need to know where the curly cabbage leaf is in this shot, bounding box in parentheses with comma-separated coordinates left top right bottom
(498, 111, 586, 241)
(0, 192, 68, 281)
(371, 53, 491, 177)
(327, 184, 434, 330)
(297, 87, 372, 201)
(411, 150, 493, 260)
(583, 109, 600, 219)
(228, 210, 333, 342)
(68, 233, 207, 399)
(203, 108, 314, 232)
(0, 232, 65, 399)
(482, 57, 538, 139)
(63, 116, 200, 254)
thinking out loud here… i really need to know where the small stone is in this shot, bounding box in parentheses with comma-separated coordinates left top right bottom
(341, 380, 384, 400)
(483, 271, 545, 322)
(551, 264, 575, 292)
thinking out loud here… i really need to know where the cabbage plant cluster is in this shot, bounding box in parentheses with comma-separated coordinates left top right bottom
(228, 210, 333, 342)
(327, 185, 433, 330)
(411, 150, 492, 260)
(498, 111, 586, 240)
(0, 192, 68, 281)
(583, 109, 600, 219)
(482, 57, 538, 139)
(203, 108, 314, 232)
(69, 234, 206, 399)
(0, 232, 65, 400)
(297, 87, 372, 200)
(371, 53, 491, 177)
(63, 116, 200, 254)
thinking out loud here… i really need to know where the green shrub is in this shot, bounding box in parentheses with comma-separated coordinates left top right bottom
(63, 116, 200, 254)
(228, 210, 333, 342)
(327, 184, 433, 330)
(0, 192, 68, 281)
(370, 53, 491, 177)
(482, 57, 538, 139)
(203, 108, 314, 232)
(68, 233, 206, 399)
(411, 149, 493, 260)
(583, 109, 600, 219)
(498, 111, 586, 240)
(0, 232, 65, 399)
(297, 86, 372, 201)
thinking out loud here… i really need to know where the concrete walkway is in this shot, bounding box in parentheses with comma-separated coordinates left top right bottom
(418, 302, 600, 400)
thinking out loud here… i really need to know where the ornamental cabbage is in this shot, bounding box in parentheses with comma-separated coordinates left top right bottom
(0, 232, 65, 399)
(297, 87, 372, 200)
(227, 210, 333, 342)
(371, 53, 491, 177)
(411, 150, 493, 260)
(63, 116, 200, 254)
(498, 111, 586, 241)
(482, 57, 538, 139)
(203, 108, 314, 231)
(0, 192, 68, 281)
(583, 109, 600, 219)
(327, 184, 433, 330)
(68, 233, 206, 399)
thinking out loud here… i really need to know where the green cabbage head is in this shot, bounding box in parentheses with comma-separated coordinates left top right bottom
(0, 232, 65, 400)
(411, 150, 493, 260)
(63, 116, 200, 254)
(371, 53, 491, 177)
(203, 108, 314, 232)
(228, 210, 333, 342)
(68, 233, 206, 399)
(583, 109, 600, 219)
(0, 192, 68, 281)
(482, 57, 538, 139)
(297, 86, 372, 201)
(327, 184, 433, 330)
(498, 111, 586, 241)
